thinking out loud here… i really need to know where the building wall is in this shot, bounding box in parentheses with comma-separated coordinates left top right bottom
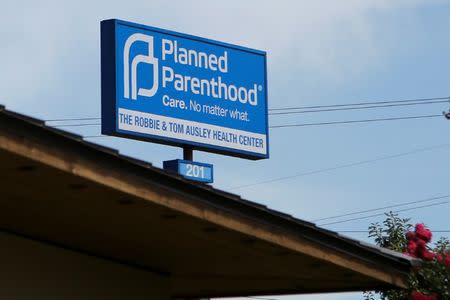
(0, 231, 170, 300)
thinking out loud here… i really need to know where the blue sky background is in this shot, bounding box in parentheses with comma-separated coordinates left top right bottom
(2, 1, 450, 299)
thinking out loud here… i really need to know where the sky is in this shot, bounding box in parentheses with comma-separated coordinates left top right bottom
(2, 1, 450, 299)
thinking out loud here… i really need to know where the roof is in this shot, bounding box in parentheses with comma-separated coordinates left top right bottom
(0, 105, 416, 298)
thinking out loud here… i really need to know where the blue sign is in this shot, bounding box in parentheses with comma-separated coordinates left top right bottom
(101, 19, 269, 160)
(163, 159, 213, 183)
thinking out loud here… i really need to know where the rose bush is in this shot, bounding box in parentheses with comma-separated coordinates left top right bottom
(363, 212, 450, 300)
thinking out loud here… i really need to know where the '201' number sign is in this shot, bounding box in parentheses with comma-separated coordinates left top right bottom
(163, 159, 213, 183)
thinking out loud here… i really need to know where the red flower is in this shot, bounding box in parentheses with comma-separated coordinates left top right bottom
(419, 248, 435, 261)
(415, 223, 432, 242)
(406, 231, 416, 241)
(436, 253, 450, 266)
(415, 223, 425, 231)
(407, 240, 418, 256)
(415, 238, 426, 250)
(410, 290, 437, 300)
(445, 255, 450, 268)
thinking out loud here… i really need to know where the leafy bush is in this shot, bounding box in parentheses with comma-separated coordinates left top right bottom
(363, 212, 450, 300)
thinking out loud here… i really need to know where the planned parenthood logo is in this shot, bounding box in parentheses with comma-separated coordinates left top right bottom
(121, 31, 262, 106)
(123, 33, 159, 100)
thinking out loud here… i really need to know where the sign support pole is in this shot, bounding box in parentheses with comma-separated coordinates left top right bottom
(183, 146, 193, 161)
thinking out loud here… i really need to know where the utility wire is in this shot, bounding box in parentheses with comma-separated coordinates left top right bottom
(45, 117, 100, 122)
(313, 194, 450, 222)
(270, 114, 442, 129)
(269, 100, 449, 116)
(46, 114, 442, 129)
(84, 135, 110, 138)
(318, 198, 450, 226)
(42, 99, 449, 122)
(52, 123, 101, 128)
(43, 97, 450, 121)
(228, 143, 450, 190)
(269, 96, 450, 111)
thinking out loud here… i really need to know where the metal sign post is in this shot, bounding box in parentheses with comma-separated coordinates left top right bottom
(183, 146, 193, 161)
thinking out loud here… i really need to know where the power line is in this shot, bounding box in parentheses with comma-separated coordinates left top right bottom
(53, 133, 450, 228)
(228, 143, 450, 190)
(270, 114, 442, 129)
(46, 114, 443, 129)
(84, 135, 110, 138)
(318, 199, 450, 226)
(313, 194, 450, 222)
(45, 117, 100, 122)
(52, 123, 101, 128)
(42, 96, 450, 122)
(269, 96, 450, 111)
(42, 100, 449, 122)
(269, 100, 449, 116)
